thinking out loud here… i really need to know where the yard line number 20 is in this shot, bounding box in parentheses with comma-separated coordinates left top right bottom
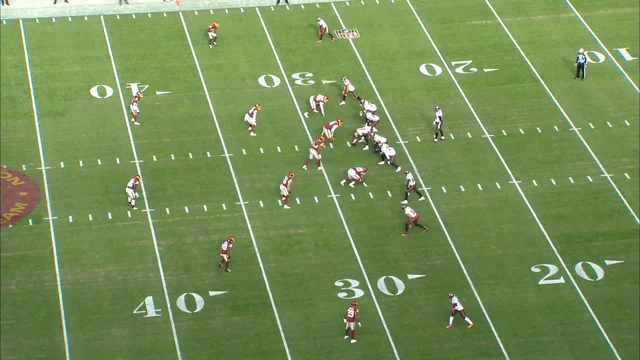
(531, 261, 606, 285)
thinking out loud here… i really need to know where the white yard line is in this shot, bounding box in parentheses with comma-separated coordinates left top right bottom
(20, 19, 71, 360)
(178, 12, 291, 360)
(484, 0, 639, 226)
(413, 1, 623, 358)
(257, 7, 400, 360)
(333, 4, 508, 359)
(100, 16, 183, 360)
(564, 0, 639, 93)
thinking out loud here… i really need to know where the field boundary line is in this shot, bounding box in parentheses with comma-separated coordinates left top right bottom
(483, 0, 639, 225)
(256, 7, 401, 360)
(330, 4, 510, 359)
(100, 16, 183, 360)
(409, 1, 622, 358)
(19, 19, 71, 360)
(564, 0, 639, 93)
(178, 12, 292, 360)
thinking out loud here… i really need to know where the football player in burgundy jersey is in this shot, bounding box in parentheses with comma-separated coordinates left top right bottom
(218, 236, 235, 272)
(207, 21, 219, 48)
(344, 300, 360, 343)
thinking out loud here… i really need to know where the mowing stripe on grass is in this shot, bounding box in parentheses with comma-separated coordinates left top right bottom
(414, 2, 624, 358)
(564, 0, 639, 93)
(20, 20, 71, 360)
(485, 0, 639, 225)
(179, 12, 292, 360)
(332, 4, 509, 358)
(257, 7, 400, 359)
(101, 16, 183, 360)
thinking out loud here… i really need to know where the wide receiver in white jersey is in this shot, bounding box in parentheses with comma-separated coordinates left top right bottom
(447, 293, 474, 328)
(304, 94, 328, 118)
(340, 76, 362, 105)
(316, 17, 335, 43)
(433, 106, 445, 142)
(379, 143, 402, 172)
(125, 175, 141, 210)
(401, 170, 425, 204)
(244, 103, 261, 137)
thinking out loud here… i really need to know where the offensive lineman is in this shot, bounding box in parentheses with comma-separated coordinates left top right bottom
(447, 293, 474, 328)
(401, 170, 425, 204)
(379, 143, 402, 172)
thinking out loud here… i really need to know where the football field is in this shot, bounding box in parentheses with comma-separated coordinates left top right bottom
(1, 0, 638, 359)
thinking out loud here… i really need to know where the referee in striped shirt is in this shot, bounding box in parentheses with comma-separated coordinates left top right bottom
(575, 48, 588, 80)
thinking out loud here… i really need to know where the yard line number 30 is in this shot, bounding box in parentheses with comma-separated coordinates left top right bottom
(335, 276, 406, 299)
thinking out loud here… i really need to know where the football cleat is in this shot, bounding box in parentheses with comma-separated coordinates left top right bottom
(400, 200, 408, 205)
(467, 323, 475, 329)
(422, 228, 429, 232)
(433, 139, 439, 143)
(446, 324, 453, 329)
(349, 182, 355, 188)
(419, 197, 425, 201)
(317, 40, 323, 44)
(396, 167, 402, 172)
(344, 335, 349, 339)
(340, 180, 346, 186)
(378, 161, 385, 165)
(283, 205, 291, 209)
(339, 101, 345, 105)
(350, 339, 357, 343)
(440, 136, 445, 140)
(362, 146, 369, 151)
(250, 132, 257, 137)
(131, 207, 138, 210)
(303, 112, 309, 118)
(317, 166, 323, 170)
(218, 263, 223, 268)
(401, 232, 408, 237)
(225, 269, 231, 273)
(302, 165, 307, 170)
(133, 122, 140, 126)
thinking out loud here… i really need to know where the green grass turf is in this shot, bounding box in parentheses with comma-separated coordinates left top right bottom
(1, 1, 638, 359)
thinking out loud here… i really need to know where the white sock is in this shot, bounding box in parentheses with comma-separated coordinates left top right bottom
(131, 199, 136, 207)
(464, 317, 473, 325)
(448, 316, 454, 325)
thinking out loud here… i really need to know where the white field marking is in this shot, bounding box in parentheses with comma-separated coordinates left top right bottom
(460, 185, 465, 192)
(569, 177, 575, 184)
(624, 120, 630, 126)
(184, 207, 189, 214)
(369, 192, 374, 198)
(589, 123, 594, 129)
(467, 132, 472, 138)
(509, 180, 522, 184)
(79, 160, 83, 167)
(397, 140, 408, 144)
(277, 146, 281, 152)
(330, 142, 334, 148)
(68, 17, 72, 21)
(148, 13, 152, 17)
(20, 20, 71, 360)
(188, 152, 193, 159)
(88, 214, 93, 221)
(551, 179, 556, 185)
(450, 133, 455, 139)
(23, 164, 27, 170)
(587, 176, 593, 183)
(101, 16, 182, 359)
(97, 159, 102, 165)
(316, 3, 320, 7)
(519, 128, 524, 134)
(260, 148, 264, 154)
(259, 201, 264, 207)
(300, 4, 304, 8)
(351, 193, 356, 200)
(554, 125, 559, 131)
(194, 11, 198, 15)
(387, 190, 393, 197)
(36, 19, 40, 23)
(502, 130, 507, 135)
(346, 1, 349, 5)
(496, 182, 501, 189)
(116, 157, 120, 164)
(295, 198, 300, 204)
(166, 208, 170, 214)
(209, 10, 213, 14)
(203, 205, 208, 211)
(242, 149, 247, 155)
(314, 196, 319, 203)
(362, 0, 365, 4)
(624, 173, 630, 179)
(536, 127, 541, 133)
(225, 9, 229, 13)
(271, 6, 274, 11)
(604, 260, 624, 266)
(164, 12, 167, 17)
(376, 0, 379, 3)
(241, 8, 244, 13)
(29, 219, 33, 225)
(132, 14, 136, 19)
(116, 15, 119, 19)
(52, 18, 56, 22)
(416, 136, 421, 142)
(336, 4, 507, 357)
(285, 5, 289, 10)
(207, 151, 211, 157)
(278, 200, 282, 206)
(441, 186, 447, 193)
(108, 212, 112, 219)
(69, 216, 73, 223)
(258, 8, 398, 359)
(477, 184, 483, 190)
(179, 12, 291, 360)
(606, 122, 612, 128)
(564, 0, 639, 93)
(222, 203, 227, 210)
(171, 154, 175, 160)
(127, 211, 131, 218)
(486, 0, 638, 226)
(153, 155, 157, 161)
(482, 134, 494, 138)
(532, 180, 538, 187)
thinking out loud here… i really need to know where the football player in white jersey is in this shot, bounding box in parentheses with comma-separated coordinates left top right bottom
(379, 143, 402, 172)
(125, 175, 141, 210)
(447, 293, 474, 328)
(359, 99, 377, 117)
(433, 106, 445, 142)
(372, 133, 387, 153)
(401, 205, 428, 236)
(339, 76, 362, 105)
(365, 111, 380, 128)
(316, 17, 335, 43)
(350, 125, 374, 151)
(401, 170, 425, 204)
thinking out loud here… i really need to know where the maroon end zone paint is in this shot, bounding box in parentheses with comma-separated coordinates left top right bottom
(1, 168, 41, 228)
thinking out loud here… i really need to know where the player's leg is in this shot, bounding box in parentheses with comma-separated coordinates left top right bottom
(378, 152, 386, 165)
(458, 310, 473, 327)
(388, 156, 402, 172)
(316, 158, 322, 170)
(447, 311, 457, 328)
(414, 221, 428, 232)
(438, 124, 445, 140)
(413, 188, 425, 201)
(402, 221, 410, 236)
